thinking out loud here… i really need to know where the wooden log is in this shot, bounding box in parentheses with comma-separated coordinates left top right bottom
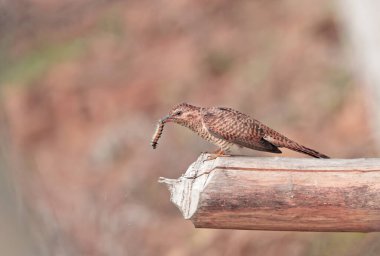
(159, 154, 380, 232)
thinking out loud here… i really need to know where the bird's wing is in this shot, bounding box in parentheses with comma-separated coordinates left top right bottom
(202, 107, 281, 153)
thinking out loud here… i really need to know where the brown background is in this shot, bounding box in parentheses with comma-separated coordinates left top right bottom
(0, 0, 379, 255)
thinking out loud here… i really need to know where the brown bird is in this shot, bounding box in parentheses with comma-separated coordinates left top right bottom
(157, 103, 329, 159)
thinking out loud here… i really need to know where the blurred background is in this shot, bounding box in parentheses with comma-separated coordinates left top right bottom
(1, 0, 380, 255)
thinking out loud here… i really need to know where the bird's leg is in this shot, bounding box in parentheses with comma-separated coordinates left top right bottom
(213, 148, 226, 155)
(204, 148, 230, 162)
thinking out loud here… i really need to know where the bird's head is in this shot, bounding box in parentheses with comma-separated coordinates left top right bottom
(161, 103, 201, 126)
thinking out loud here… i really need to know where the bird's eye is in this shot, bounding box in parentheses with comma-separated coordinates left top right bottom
(175, 111, 183, 116)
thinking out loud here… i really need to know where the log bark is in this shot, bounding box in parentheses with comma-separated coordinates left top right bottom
(159, 154, 380, 232)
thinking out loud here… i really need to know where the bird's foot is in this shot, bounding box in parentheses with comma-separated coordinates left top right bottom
(203, 150, 230, 162)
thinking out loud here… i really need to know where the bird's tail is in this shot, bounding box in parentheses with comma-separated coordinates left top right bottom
(265, 134, 330, 159)
(284, 142, 330, 159)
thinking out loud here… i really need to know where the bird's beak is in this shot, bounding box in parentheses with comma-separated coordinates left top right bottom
(160, 115, 171, 123)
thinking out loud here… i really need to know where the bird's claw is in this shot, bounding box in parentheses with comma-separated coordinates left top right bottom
(203, 154, 218, 162)
(202, 153, 231, 163)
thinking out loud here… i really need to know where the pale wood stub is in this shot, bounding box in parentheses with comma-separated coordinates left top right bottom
(159, 155, 380, 231)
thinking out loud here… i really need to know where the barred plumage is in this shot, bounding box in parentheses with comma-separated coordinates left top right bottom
(151, 120, 165, 149)
(153, 103, 330, 159)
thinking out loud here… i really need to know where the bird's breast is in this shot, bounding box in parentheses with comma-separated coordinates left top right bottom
(195, 125, 233, 151)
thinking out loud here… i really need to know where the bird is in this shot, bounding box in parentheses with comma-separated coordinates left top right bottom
(157, 103, 329, 159)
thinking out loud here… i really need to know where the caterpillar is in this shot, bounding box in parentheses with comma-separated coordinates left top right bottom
(151, 119, 165, 149)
